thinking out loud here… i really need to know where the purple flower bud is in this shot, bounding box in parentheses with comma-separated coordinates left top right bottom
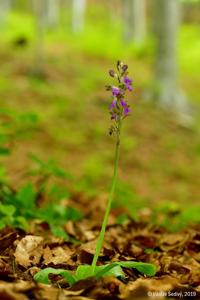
(124, 76, 132, 85)
(112, 86, 121, 97)
(110, 99, 117, 109)
(124, 76, 133, 92)
(111, 113, 117, 120)
(120, 99, 131, 117)
(124, 76, 133, 84)
(109, 70, 115, 77)
(122, 65, 128, 72)
(124, 106, 131, 116)
(120, 99, 127, 108)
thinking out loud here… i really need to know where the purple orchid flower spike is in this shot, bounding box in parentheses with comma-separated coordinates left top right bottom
(107, 61, 133, 130)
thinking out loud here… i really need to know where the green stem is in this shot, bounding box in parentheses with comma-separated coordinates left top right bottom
(91, 121, 122, 271)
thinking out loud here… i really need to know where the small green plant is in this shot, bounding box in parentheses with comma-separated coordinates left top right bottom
(0, 179, 81, 238)
(28, 153, 73, 196)
(0, 108, 40, 156)
(34, 261, 156, 286)
(34, 61, 156, 286)
(0, 183, 34, 230)
(91, 61, 132, 270)
(152, 202, 200, 231)
(29, 153, 73, 180)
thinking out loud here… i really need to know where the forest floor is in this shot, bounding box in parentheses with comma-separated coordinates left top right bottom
(0, 31, 200, 299)
(0, 192, 199, 300)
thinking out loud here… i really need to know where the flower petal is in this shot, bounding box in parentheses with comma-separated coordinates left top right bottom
(110, 99, 117, 109)
(112, 86, 121, 97)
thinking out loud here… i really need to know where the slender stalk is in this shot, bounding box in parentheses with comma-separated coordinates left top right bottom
(91, 121, 122, 271)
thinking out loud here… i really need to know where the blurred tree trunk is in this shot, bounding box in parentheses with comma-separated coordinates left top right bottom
(72, 0, 86, 33)
(0, 0, 11, 26)
(32, 0, 46, 77)
(123, 0, 146, 44)
(46, 0, 60, 28)
(153, 0, 192, 123)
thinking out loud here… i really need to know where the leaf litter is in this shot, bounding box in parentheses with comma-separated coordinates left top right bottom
(0, 193, 199, 300)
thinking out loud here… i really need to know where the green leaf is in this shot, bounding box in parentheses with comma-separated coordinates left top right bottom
(50, 224, 69, 240)
(75, 264, 125, 281)
(0, 133, 9, 144)
(18, 112, 39, 124)
(38, 204, 82, 227)
(34, 267, 75, 286)
(0, 147, 11, 156)
(75, 265, 94, 281)
(65, 207, 83, 221)
(29, 153, 45, 168)
(33, 261, 157, 288)
(16, 183, 36, 210)
(29, 154, 73, 179)
(95, 263, 125, 279)
(180, 206, 200, 224)
(0, 219, 7, 230)
(13, 216, 29, 230)
(0, 203, 16, 217)
(0, 167, 7, 182)
(116, 214, 128, 225)
(48, 184, 70, 201)
(117, 261, 157, 276)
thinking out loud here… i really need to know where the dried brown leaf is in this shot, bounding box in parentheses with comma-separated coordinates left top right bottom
(159, 233, 189, 251)
(0, 280, 34, 300)
(0, 231, 18, 252)
(14, 236, 44, 267)
(43, 246, 72, 265)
